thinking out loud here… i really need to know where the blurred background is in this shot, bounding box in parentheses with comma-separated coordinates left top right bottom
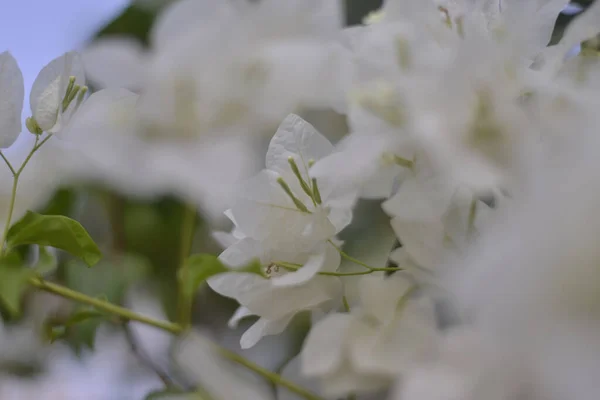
(0, 1, 594, 399)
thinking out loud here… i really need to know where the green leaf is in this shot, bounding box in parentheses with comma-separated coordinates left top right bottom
(0, 252, 33, 317)
(45, 324, 67, 343)
(33, 246, 58, 276)
(180, 254, 227, 299)
(66, 308, 106, 351)
(43, 307, 106, 350)
(181, 254, 263, 300)
(64, 254, 150, 304)
(65, 309, 105, 326)
(7, 211, 102, 266)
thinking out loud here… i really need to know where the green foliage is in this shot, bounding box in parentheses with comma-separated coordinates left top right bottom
(95, 5, 156, 45)
(44, 308, 106, 346)
(0, 252, 33, 317)
(7, 211, 102, 267)
(64, 254, 150, 305)
(33, 246, 58, 276)
(61, 254, 151, 351)
(41, 188, 77, 217)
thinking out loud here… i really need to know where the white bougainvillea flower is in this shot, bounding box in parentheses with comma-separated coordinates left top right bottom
(82, 37, 147, 90)
(384, 173, 493, 274)
(174, 332, 274, 400)
(391, 327, 524, 400)
(301, 273, 438, 397)
(82, 0, 234, 90)
(208, 247, 342, 348)
(217, 227, 342, 287)
(0, 51, 24, 148)
(60, 87, 257, 219)
(30, 51, 86, 134)
(229, 114, 356, 253)
(311, 129, 411, 200)
(137, 0, 350, 138)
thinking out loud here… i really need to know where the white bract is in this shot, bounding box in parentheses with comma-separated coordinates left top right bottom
(229, 114, 356, 254)
(300, 273, 438, 397)
(30, 52, 87, 135)
(0, 52, 24, 148)
(208, 114, 356, 348)
(59, 87, 257, 219)
(0, 51, 86, 144)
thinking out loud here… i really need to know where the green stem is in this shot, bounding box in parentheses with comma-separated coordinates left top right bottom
(219, 348, 326, 400)
(342, 296, 351, 312)
(328, 240, 399, 272)
(0, 151, 16, 175)
(274, 261, 373, 276)
(16, 134, 51, 176)
(31, 277, 324, 400)
(33, 276, 327, 400)
(0, 176, 19, 256)
(0, 134, 53, 255)
(177, 203, 197, 328)
(29, 277, 183, 334)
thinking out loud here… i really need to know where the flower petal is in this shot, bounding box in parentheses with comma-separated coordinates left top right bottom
(301, 312, 353, 376)
(0, 52, 24, 148)
(228, 306, 254, 329)
(150, 0, 234, 50)
(271, 248, 327, 287)
(265, 114, 333, 178)
(357, 273, 413, 325)
(230, 170, 322, 251)
(240, 315, 294, 349)
(30, 52, 85, 132)
(218, 237, 263, 269)
(82, 37, 146, 89)
(208, 272, 341, 320)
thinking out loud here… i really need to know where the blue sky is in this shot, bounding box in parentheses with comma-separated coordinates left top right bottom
(0, 0, 129, 94)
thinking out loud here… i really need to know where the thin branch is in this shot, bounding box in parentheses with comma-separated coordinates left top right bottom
(29, 277, 183, 334)
(219, 347, 327, 400)
(177, 203, 197, 328)
(0, 151, 16, 175)
(122, 321, 177, 388)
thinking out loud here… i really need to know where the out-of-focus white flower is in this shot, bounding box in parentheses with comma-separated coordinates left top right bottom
(384, 172, 493, 276)
(174, 331, 274, 400)
(301, 273, 438, 397)
(392, 327, 529, 400)
(82, 37, 146, 90)
(60, 87, 258, 219)
(85, 0, 350, 140)
(138, 0, 349, 138)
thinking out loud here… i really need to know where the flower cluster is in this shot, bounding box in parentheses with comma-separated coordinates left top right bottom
(2, 0, 600, 399)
